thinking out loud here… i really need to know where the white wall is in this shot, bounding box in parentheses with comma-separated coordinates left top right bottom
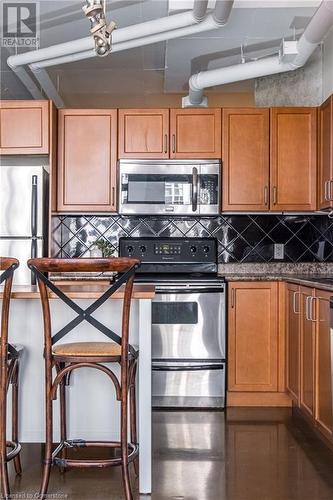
(323, 26, 333, 101)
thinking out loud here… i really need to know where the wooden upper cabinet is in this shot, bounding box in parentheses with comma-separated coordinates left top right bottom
(170, 108, 221, 159)
(285, 283, 301, 405)
(118, 109, 169, 159)
(57, 109, 117, 212)
(222, 108, 269, 211)
(318, 96, 333, 210)
(228, 282, 278, 392)
(270, 108, 317, 211)
(0, 100, 49, 155)
(315, 289, 333, 439)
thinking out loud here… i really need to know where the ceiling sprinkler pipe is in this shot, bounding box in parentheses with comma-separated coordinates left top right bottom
(184, 0, 333, 107)
(7, 0, 209, 70)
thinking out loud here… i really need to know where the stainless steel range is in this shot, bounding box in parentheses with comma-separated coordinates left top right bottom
(119, 237, 226, 410)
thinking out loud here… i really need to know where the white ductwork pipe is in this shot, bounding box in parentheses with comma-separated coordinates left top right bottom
(31, 68, 65, 108)
(9, 66, 44, 99)
(184, 0, 333, 107)
(8, 0, 210, 69)
(29, 1, 234, 71)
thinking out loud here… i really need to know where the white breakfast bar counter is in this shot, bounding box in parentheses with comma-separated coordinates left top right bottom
(0, 283, 154, 495)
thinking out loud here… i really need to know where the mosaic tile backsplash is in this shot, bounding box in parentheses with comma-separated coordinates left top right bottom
(51, 215, 333, 263)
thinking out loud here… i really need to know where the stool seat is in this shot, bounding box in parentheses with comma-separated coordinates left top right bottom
(53, 341, 122, 358)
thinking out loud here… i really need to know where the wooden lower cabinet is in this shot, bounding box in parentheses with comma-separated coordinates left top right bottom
(228, 282, 290, 407)
(285, 283, 301, 404)
(315, 289, 333, 439)
(299, 286, 316, 418)
(285, 282, 333, 444)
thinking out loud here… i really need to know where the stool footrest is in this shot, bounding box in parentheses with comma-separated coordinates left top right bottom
(50, 440, 139, 469)
(6, 440, 22, 462)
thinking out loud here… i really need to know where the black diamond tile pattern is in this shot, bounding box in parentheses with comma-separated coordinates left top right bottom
(51, 215, 333, 263)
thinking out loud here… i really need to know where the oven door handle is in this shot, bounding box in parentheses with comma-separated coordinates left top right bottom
(192, 166, 198, 212)
(152, 362, 225, 372)
(155, 287, 225, 294)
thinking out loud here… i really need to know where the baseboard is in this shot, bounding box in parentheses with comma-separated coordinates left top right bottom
(227, 391, 292, 407)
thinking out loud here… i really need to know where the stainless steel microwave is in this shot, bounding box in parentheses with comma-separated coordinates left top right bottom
(118, 159, 221, 215)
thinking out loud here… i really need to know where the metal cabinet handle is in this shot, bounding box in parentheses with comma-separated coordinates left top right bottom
(264, 186, 268, 206)
(305, 296, 312, 321)
(192, 167, 198, 212)
(272, 186, 277, 205)
(325, 180, 333, 201)
(164, 134, 168, 154)
(112, 186, 115, 207)
(172, 134, 176, 154)
(293, 291, 300, 314)
(231, 288, 235, 308)
(310, 296, 317, 322)
(324, 180, 330, 201)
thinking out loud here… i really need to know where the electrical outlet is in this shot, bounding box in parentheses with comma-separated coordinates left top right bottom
(274, 243, 285, 260)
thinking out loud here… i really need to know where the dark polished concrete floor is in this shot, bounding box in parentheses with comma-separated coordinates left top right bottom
(6, 408, 333, 500)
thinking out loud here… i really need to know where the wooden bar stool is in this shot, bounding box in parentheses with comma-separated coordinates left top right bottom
(0, 257, 23, 499)
(28, 257, 140, 500)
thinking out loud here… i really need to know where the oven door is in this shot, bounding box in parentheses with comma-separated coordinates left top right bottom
(152, 289, 225, 360)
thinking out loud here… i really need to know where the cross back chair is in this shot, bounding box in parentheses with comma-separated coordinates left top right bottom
(0, 257, 22, 499)
(28, 257, 140, 500)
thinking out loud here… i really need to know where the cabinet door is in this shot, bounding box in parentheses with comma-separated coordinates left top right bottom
(318, 96, 333, 210)
(300, 286, 315, 418)
(285, 283, 301, 405)
(228, 282, 278, 392)
(170, 109, 221, 159)
(222, 108, 269, 211)
(0, 100, 49, 154)
(270, 108, 317, 211)
(57, 109, 117, 212)
(118, 109, 169, 159)
(315, 289, 333, 439)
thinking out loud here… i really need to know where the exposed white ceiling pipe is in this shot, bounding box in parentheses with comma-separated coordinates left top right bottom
(7, 0, 210, 70)
(183, 0, 333, 107)
(193, 0, 209, 21)
(31, 68, 65, 108)
(29, 2, 234, 71)
(9, 66, 44, 100)
(213, 0, 234, 25)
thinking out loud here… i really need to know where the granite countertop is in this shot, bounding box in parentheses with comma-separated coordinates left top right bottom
(219, 263, 333, 292)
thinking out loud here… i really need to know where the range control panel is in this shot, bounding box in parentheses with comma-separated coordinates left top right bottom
(119, 237, 217, 264)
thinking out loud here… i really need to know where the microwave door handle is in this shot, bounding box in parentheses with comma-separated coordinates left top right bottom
(192, 167, 198, 212)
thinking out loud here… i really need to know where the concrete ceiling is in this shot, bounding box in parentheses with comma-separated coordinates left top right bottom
(0, 0, 321, 106)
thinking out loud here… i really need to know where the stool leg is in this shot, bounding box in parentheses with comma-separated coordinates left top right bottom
(12, 361, 22, 475)
(59, 363, 67, 473)
(121, 390, 133, 500)
(130, 363, 138, 476)
(0, 372, 10, 499)
(39, 364, 53, 499)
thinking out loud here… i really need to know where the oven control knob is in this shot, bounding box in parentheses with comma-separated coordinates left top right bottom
(203, 245, 210, 254)
(139, 245, 147, 253)
(190, 245, 197, 254)
(127, 245, 134, 254)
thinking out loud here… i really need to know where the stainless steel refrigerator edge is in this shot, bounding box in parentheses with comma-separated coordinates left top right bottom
(0, 165, 49, 284)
